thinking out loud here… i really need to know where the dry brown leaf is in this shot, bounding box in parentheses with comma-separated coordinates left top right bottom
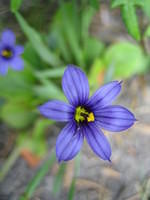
(102, 167, 121, 179)
(20, 149, 41, 168)
(75, 178, 109, 194)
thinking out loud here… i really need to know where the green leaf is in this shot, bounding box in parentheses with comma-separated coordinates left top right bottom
(83, 37, 104, 64)
(33, 80, 65, 101)
(52, 164, 66, 196)
(144, 25, 150, 37)
(20, 153, 56, 200)
(121, 3, 141, 41)
(32, 119, 52, 139)
(104, 42, 148, 78)
(111, 0, 125, 8)
(0, 145, 22, 181)
(88, 58, 105, 92)
(111, 0, 144, 8)
(133, 0, 144, 6)
(81, 6, 96, 43)
(111, 0, 143, 40)
(48, 28, 72, 63)
(15, 12, 62, 67)
(23, 42, 42, 69)
(11, 0, 23, 12)
(68, 154, 81, 200)
(142, 0, 150, 19)
(89, 0, 100, 10)
(104, 64, 115, 83)
(0, 65, 35, 101)
(68, 179, 76, 200)
(16, 119, 52, 157)
(1, 101, 37, 129)
(58, 3, 84, 66)
(35, 67, 65, 79)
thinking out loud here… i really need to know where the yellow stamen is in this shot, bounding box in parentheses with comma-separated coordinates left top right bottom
(1, 50, 12, 58)
(75, 106, 95, 123)
(87, 112, 95, 122)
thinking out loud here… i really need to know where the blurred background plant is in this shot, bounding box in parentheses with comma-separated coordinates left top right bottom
(0, 0, 150, 199)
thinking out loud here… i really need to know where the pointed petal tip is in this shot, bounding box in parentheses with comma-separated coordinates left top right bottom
(58, 157, 63, 164)
(119, 80, 123, 84)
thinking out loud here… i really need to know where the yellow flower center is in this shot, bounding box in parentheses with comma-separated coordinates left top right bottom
(75, 106, 95, 123)
(1, 49, 12, 58)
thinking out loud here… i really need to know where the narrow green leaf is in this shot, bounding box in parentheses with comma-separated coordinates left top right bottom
(133, 0, 144, 6)
(52, 164, 66, 196)
(20, 152, 56, 200)
(144, 25, 150, 37)
(33, 80, 65, 100)
(48, 28, 72, 63)
(121, 3, 141, 41)
(15, 12, 62, 67)
(111, 0, 126, 8)
(32, 119, 52, 139)
(111, 0, 143, 8)
(0, 146, 21, 181)
(81, 6, 96, 43)
(68, 179, 76, 200)
(35, 67, 65, 79)
(11, 0, 23, 12)
(142, 0, 150, 19)
(89, 0, 100, 10)
(83, 37, 104, 64)
(67, 154, 81, 200)
(60, 3, 84, 66)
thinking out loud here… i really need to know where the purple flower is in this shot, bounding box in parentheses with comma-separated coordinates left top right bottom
(0, 29, 24, 75)
(38, 65, 136, 162)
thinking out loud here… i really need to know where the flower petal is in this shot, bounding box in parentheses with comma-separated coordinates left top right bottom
(84, 123, 111, 161)
(62, 65, 89, 106)
(0, 60, 8, 76)
(15, 45, 24, 55)
(95, 105, 136, 132)
(56, 122, 84, 162)
(10, 57, 24, 71)
(38, 100, 74, 122)
(87, 81, 122, 110)
(1, 29, 16, 45)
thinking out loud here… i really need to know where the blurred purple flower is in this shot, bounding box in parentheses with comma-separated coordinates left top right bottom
(0, 29, 24, 75)
(38, 65, 136, 162)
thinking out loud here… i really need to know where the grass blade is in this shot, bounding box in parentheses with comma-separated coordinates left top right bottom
(20, 152, 56, 200)
(11, 0, 23, 12)
(52, 163, 66, 196)
(15, 12, 62, 67)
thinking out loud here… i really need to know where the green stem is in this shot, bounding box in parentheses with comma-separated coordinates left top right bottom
(20, 152, 56, 200)
(0, 145, 22, 182)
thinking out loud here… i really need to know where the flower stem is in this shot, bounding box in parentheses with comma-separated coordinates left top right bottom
(0, 145, 22, 182)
